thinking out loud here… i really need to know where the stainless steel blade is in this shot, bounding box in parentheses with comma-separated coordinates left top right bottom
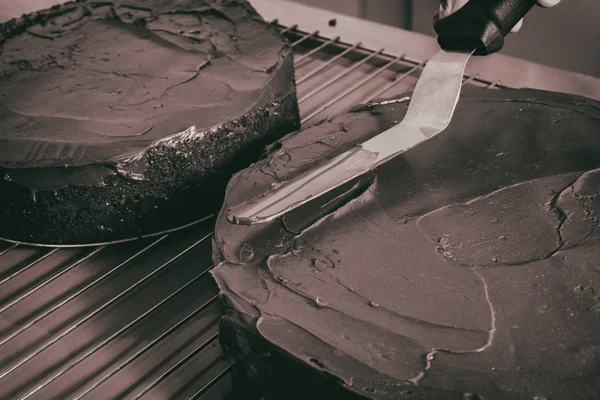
(228, 49, 474, 225)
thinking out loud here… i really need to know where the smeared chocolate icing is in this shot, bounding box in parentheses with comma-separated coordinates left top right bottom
(0, 0, 293, 191)
(0, 0, 300, 244)
(212, 88, 600, 399)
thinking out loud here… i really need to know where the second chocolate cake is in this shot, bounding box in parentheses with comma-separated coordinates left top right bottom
(0, 0, 299, 244)
(212, 87, 600, 400)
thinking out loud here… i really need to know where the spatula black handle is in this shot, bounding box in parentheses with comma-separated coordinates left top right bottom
(434, 0, 536, 55)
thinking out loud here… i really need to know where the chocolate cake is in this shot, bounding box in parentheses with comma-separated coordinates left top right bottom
(0, 0, 299, 244)
(212, 87, 600, 400)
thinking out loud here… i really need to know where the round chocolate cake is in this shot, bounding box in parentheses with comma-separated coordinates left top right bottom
(212, 87, 600, 400)
(0, 0, 299, 245)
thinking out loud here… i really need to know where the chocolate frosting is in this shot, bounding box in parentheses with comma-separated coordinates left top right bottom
(0, 0, 293, 190)
(212, 88, 600, 399)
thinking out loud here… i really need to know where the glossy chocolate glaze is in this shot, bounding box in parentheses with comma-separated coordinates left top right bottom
(212, 88, 600, 400)
(0, 0, 299, 244)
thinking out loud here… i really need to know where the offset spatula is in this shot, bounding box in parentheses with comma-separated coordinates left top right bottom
(229, 0, 538, 225)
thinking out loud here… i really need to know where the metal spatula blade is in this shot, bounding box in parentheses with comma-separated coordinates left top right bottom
(227, 49, 473, 225)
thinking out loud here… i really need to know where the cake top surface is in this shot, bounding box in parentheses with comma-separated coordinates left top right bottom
(212, 88, 600, 399)
(0, 0, 290, 169)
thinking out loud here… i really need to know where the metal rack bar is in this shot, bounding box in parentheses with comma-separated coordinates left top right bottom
(0, 246, 105, 315)
(291, 30, 318, 47)
(296, 42, 362, 85)
(298, 47, 383, 104)
(302, 53, 403, 122)
(285, 26, 515, 91)
(0, 243, 18, 257)
(128, 332, 220, 400)
(462, 74, 479, 86)
(70, 295, 219, 400)
(367, 62, 424, 101)
(0, 233, 208, 382)
(294, 36, 340, 64)
(0, 235, 168, 348)
(188, 365, 233, 400)
(0, 248, 59, 286)
(279, 24, 298, 34)
(17, 235, 214, 400)
(400, 51, 505, 88)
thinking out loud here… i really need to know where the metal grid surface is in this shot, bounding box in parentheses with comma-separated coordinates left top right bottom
(0, 23, 508, 400)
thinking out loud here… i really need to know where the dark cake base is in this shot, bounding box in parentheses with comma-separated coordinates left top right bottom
(0, 92, 299, 245)
(219, 314, 461, 400)
(220, 315, 365, 400)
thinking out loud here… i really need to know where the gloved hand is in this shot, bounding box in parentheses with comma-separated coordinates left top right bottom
(436, 0, 562, 33)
